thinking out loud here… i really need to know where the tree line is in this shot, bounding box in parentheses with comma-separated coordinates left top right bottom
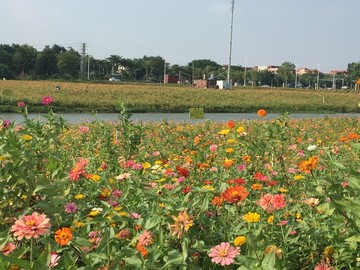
(1, 43, 360, 88)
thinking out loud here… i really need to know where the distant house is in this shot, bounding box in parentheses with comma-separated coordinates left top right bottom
(164, 74, 179, 84)
(329, 70, 347, 75)
(296, 68, 318, 75)
(195, 79, 217, 88)
(255, 65, 279, 74)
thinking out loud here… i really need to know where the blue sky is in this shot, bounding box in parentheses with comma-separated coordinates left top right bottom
(1, 0, 359, 73)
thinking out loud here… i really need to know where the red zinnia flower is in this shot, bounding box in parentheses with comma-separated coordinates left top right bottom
(41, 96, 54, 106)
(176, 166, 189, 177)
(225, 120, 235, 128)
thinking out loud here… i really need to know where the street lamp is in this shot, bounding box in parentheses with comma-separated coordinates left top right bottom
(294, 64, 298, 88)
(316, 63, 320, 89)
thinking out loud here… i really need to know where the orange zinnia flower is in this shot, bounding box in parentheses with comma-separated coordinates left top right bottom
(136, 242, 148, 257)
(221, 186, 249, 204)
(223, 158, 235, 167)
(298, 156, 319, 174)
(170, 211, 193, 239)
(257, 109, 267, 117)
(212, 196, 223, 207)
(55, 227, 73, 246)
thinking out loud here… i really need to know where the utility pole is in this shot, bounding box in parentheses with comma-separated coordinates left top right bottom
(226, 0, 235, 89)
(316, 63, 320, 89)
(80, 43, 86, 79)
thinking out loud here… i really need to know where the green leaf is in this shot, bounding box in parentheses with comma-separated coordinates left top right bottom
(32, 243, 51, 270)
(348, 177, 360, 190)
(144, 215, 160, 230)
(261, 253, 276, 269)
(63, 250, 78, 269)
(162, 249, 183, 268)
(122, 255, 143, 267)
(0, 252, 30, 269)
(73, 237, 92, 247)
(345, 234, 360, 242)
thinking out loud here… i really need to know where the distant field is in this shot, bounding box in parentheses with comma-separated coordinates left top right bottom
(0, 80, 359, 113)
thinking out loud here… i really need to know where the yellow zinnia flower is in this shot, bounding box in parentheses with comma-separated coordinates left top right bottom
(218, 129, 230, 135)
(243, 212, 260, 223)
(22, 134, 33, 141)
(237, 126, 245, 133)
(234, 236, 247, 246)
(225, 147, 235, 153)
(142, 162, 151, 169)
(294, 174, 305, 181)
(75, 194, 85, 199)
(267, 215, 274, 223)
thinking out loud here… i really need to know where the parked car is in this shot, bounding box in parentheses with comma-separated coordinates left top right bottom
(109, 74, 121, 82)
(341, 86, 349, 89)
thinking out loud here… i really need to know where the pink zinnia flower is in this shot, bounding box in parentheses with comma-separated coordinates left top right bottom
(257, 193, 273, 212)
(79, 126, 90, 133)
(271, 194, 286, 209)
(130, 212, 141, 219)
(277, 220, 288, 226)
(208, 242, 240, 266)
(41, 96, 54, 106)
(237, 164, 246, 171)
(50, 252, 61, 269)
(117, 229, 131, 240)
(65, 202, 78, 213)
(11, 212, 51, 240)
(138, 230, 154, 247)
(2, 120, 11, 128)
(17, 101, 26, 108)
(112, 190, 123, 199)
(210, 144, 218, 152)
(314, 260, 333, 270)
(152, 151, 160, 157)
(257, 193, 286, 213)
(1, 242, 16, 256)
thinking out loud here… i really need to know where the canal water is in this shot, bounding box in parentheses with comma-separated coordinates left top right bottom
(1, 112, 359, 124)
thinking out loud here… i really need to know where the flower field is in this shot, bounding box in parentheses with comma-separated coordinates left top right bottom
(1, 100, 360, 269)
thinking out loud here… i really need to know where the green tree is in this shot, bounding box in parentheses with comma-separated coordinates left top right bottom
(347, 62, 360, 84)
(188, 59, 220, 79)
(35, 46, 58, 78)
(57, 48, 81, 78)
(0, 44, 16, 79)
(106, 55, 123, 75)
(143, 55, 165, 81)
(12, 44, 37, 78)
(278, 62, 295, 87)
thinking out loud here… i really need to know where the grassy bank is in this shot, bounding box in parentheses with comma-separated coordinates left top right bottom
(1, 80, 360, 113)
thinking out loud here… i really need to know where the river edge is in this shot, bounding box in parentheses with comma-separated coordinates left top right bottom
(1, 112, 359, 124)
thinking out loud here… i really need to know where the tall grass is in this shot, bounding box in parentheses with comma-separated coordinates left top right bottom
(0, 80, 359, 113)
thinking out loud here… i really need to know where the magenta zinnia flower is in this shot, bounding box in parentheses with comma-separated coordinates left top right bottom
(208, 242, 240, 266)
(41, 96, 54, 105)
(65, 202, 78, 213)
(11, 212, 51, 240)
